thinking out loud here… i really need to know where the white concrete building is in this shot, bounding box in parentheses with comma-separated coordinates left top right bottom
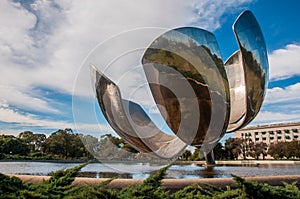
(234, 122, 300, 159)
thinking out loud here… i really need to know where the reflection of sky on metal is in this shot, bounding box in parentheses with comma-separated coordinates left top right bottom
(236, 10, 269, 87)
(175, 27, 222, 58)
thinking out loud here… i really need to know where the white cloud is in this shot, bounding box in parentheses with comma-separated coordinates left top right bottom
(0, 86, 60, 113)
(251, 111, 300, 125)
(0, 105, 113, 133)
(0, 106, 68, 128)
(0, 0, 252, 110)
(269, 44, 300, 80)
(264, 83, 300, 105)
(3, 0, 299, 136)
(250, 82, 300, 125)
(0, 0, 254, 133)
(0, 0, 35, 54)
(191, 0, 252, 29)
(246, 44, 300, 125)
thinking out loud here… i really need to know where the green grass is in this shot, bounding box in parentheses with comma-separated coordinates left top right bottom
(0, 163, 299, 199)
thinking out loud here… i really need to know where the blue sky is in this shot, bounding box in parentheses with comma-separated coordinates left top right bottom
(0, 0, 300, 140)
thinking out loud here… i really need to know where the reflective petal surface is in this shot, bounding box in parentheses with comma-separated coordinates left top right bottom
(226, 10, 269, 132)
(91, 65, 187, 159)
(142, 27, 230, 148)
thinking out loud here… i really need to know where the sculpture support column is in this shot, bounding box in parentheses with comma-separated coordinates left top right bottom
(204, 150, 215, 167)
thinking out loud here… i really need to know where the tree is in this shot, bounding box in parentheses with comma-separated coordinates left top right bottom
(247, 142, 267, 160)
(213, 142, 226, 160)
(188, 147, 204, 161)
(284, 141, 300, 159)
(292, 141, 300, 158)
(179, 149, 192, 160)
(101, 134, 123, 147)
(43, 129, 88, 159)
(122, 143, 139, 153)
(80, 134, 100, 159)
(224, 138, 241, 160)
(18, 131, 46, 153)
(268, 142, 286, 159)
(1, 136, 29, 156)
(97, 134, 139, 160)
(32, 133, 46, 152)
(101, 134, 138, 153)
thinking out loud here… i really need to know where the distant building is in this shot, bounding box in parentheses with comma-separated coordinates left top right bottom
(234, 122, 300, 159)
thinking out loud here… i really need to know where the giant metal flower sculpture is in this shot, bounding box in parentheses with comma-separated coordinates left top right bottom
(91, 10, 269, 165)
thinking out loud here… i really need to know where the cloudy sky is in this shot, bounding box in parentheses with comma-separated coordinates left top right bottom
(1, 0, 300, 137)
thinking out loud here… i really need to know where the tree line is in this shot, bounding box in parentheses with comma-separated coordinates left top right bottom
(0, 129, 138, 160)
(0, 129, 299, 160)
(179, 138, 300, 161)
(0, 129, 85, 160)
(225, 137, 300, 160)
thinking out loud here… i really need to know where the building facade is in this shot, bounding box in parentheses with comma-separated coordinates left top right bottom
(234, 122, 300, 159)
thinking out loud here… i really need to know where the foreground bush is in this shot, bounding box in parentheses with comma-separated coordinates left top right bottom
(0, 163, 299, 199)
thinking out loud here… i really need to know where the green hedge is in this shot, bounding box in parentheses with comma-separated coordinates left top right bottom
(0, 163, 299, 199)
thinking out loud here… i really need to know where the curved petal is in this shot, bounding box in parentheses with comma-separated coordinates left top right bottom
(91, 65, 187, 159)
(142, 27, 230, 148)
(226, 10, 269, 132)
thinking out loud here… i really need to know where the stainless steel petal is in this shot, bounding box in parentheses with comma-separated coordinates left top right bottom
(142, 27, 230, 147)
(91, 65, 187, 159)
(226, 10, 269, 132)
(225, 50, 247, 131)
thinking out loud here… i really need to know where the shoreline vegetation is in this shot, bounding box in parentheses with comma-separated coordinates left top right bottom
(1, 128, 300, 162)
(1, 163, 300, 199)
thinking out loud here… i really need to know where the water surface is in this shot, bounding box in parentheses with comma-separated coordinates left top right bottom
(0, 161, 299, 179)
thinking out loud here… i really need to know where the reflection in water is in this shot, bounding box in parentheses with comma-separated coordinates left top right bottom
(0, 162, 299, 179)
(202, 166, 215, 178)
(76, 172, 133, 179)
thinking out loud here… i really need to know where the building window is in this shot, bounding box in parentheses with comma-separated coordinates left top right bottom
(276, 130, 282, 133)
(278, 136, 282, 139)
(294, 135, 299, 139)
(262, 137, 266, 141)
(268, 131, 274, 134)
(255, 138, 259, 141)
(284, 129, 290, 133)
(248, 133, 251, 136)
(292, 129, 298, 133)
(262, 131, 266, 135)
(255, 132, 258, 135)
(270, 137, 274, 140)
(241, 133, 244, 136)
(285, 136, 291, 139)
